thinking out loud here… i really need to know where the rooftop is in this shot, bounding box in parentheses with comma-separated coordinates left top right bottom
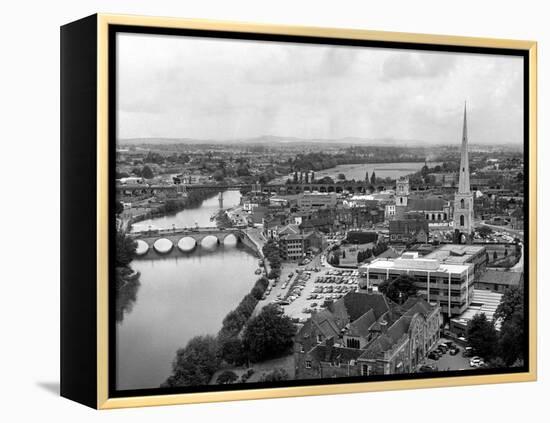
(424, 244, 486, 264)
(451, 289, 504, 330)
(477, 270, 523, 287)
(361, 255, 473, 275)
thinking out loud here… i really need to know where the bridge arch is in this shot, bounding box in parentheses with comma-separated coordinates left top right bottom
(199, 234, 221, 247)
(177, 237, 197, 252)
(153, 238, 173, 254)
(221, 232, 240, 245)
(135, 239, 149, 256)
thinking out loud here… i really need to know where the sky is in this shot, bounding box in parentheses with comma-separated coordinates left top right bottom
(117, 32, 524, 145)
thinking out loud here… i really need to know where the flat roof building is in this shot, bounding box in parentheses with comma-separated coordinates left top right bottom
(359, 244, 487, 318)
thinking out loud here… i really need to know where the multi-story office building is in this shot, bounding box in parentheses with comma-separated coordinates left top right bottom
(359, 245, 486, 318)
(279, 232, 325, 261)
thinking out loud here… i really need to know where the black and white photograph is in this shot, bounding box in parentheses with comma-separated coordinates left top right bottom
(113, 29, 528, 393)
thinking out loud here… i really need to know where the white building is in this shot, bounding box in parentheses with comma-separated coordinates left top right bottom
(359, 251, 475, 318)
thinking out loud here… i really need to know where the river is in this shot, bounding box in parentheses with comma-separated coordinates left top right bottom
(131, 189, 242, 231)
(270, 161, 442, 185)
(116, 189, 259, 390)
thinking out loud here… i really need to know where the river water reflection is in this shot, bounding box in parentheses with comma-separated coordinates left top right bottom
(116, 190, 259, 390)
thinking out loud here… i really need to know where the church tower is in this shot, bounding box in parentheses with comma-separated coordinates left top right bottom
(453, 103, 474, 242)
(396, 176, 409, 207)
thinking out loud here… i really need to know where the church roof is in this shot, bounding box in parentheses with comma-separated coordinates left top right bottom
(330, 292, 391, 323)
(408, 198, 447, 211)
(389, 219, 428, 234)
(401, 296, 437, 317)
(347, 309, 377, 337)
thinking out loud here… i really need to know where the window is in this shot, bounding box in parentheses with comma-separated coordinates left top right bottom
(361, 364, 371, 376)
(460, 215, 465, 226)
(300, 345, 305, 353)
(317, 334, 323, 343)
(305, 360, 312, 369)
(460, 199, 465, 208)
(346, 338, 360, 349)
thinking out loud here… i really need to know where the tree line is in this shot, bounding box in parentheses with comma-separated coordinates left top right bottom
(466, 286, 525, 367)
(162, 265, 295, 388)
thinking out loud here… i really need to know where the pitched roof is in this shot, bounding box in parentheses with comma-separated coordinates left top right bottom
(401, 296, 436, 317)
(347, 309, 377, 337)
(408, 198, 447, 211)
(278, 224, 300, 236)
(477, 270, 523, 287)
(308, 343, 364, 363)
(330, 292, 391, 323)
(358, 315, 413, 360)
(389, 219, 428, 234)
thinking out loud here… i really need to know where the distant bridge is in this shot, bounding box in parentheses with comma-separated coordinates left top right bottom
(117, 181, 374, 197)
(130, 226, 263, 256)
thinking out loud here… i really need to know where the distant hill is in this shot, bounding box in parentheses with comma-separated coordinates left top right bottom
(118, 135, 429, 147)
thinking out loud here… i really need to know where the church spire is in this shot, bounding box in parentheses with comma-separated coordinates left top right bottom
(458, 102, 470, 194)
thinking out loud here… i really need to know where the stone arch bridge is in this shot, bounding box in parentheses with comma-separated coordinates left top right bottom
(130, 227, 261, 255)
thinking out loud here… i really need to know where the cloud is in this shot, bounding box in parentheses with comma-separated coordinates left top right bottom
(116, 33, 523, 145)
(381, 51, 457, 81)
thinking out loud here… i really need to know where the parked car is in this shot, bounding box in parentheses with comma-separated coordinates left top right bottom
(437, 344, 448, 353)
(463, 346, 474, 357)
(419, 365, 437, 373)
(449, 347, 460, 356)
(469, 356, 484, 367)
(428, 351, 441, 360)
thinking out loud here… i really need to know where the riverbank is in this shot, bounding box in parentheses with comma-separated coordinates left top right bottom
(126, 188, 224, 229)
(269, 161, 442, 185)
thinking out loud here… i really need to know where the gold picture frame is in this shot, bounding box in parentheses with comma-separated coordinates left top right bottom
(61, 13, 537, 409)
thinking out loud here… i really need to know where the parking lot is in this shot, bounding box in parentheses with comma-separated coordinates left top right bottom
(421, 338, 472, 372)
(254, 252, 360, 322)
(281, 268, 360, 321)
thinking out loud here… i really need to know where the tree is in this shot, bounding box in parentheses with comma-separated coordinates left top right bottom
(494, 287, 525, 365)
(242, 304, 296, 362)
(260, 368, 289, 382)
(162, 335, 221, 387)
(365, 171, 369, 182)
(477, 226, 493, 238)
(115, 200, 124, 215)
(486, 357, 507, 369)
(378, 275, 418, 304)
(141, 165, 154, 179)
(115, 230, 137, 267)
(494, 286, 524, 322)
(370, 171, 376, 185)
(216, 370, 238, 385)
(499, 311, 524, 365)
(466, 313, 498, 359)
(220, 309, 247, 337)
(212, 169, 225, 181)
(317, 176, 334, 184)
(115, 267, 140, 323)
(493, 251, 498, 261)
(218, 337, 247, 366)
